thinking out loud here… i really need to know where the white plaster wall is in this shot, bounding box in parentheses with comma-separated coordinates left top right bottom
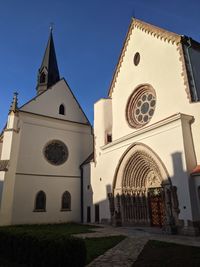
(21, 79, 88, 124)
(181, 118, 197, 171)
(82, 163, 93, 223)
(91, 26, 200, 226)
(16, 113, 93, 176)
(91, 116, 194, 223)
(108, 27, 200, 163)
(0, 108, 93, 225)
(12, 175, 80, 224)
(94, 99, 112, 164)
(0, 113, 21, 225)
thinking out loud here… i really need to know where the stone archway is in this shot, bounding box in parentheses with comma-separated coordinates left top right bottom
(109, 143, 178, 231)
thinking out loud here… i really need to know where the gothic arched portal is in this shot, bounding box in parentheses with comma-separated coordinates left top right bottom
(109, 143, 178, 229)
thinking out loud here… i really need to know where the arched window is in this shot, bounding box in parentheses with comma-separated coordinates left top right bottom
(34, 191, 46, 211)
(59, 104, 65, 115)
(106, 133, 112, 144)
(40, 72, 46, 84)
(61, 191, 71, 211)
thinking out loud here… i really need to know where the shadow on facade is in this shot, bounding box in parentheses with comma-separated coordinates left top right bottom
(87, 151, 200, 235)
(0, 180, 3, 206)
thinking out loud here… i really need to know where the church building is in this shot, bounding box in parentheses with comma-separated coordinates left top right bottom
(1, 18, 200, 235)
(82, 19, 200, 236)
(0, 29, 93, 225)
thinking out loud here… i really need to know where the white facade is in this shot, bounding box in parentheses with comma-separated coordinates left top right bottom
(1, 18, 200, 235)
(0, 79, 93, 225)
(83, 19, 200, 235)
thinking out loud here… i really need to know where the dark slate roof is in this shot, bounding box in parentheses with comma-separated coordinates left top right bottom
(37, 30, 60, 93)
(181, 36, 200, 102)
(0, 160, 9, 171)
(191, 165, 200, 175)
(80, 153, 94, 167)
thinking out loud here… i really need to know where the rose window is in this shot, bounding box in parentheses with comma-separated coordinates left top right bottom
(126, 85, 156, 128)
(44, 140, 68, 165)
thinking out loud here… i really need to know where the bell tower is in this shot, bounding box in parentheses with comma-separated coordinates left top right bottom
(36, 28, 60, 95)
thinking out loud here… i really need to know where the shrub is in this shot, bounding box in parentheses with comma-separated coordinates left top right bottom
(0, 229, 86, 267)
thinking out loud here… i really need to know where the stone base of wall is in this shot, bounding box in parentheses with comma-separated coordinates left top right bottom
(178, 226, 199, 236)
(101, 218, 111, 225)
(178, 220, 200, 236)
(162, 224, 178, 235)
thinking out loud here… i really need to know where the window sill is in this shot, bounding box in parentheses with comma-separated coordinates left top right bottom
(60, 209, 71, 212)
(33, 209, 46, 212)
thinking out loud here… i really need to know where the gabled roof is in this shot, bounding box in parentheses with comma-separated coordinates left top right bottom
(80, 153, 94, 167)
(20, 79, 60, 110)
(108, 18, 182, 97)
(20, 78, 91, 125)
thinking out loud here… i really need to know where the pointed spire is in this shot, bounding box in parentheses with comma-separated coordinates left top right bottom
(10, 92, 18, 112)
(36, 27, 60, 95)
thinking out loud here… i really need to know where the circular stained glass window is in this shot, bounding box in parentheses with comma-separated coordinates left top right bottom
(44, 140, 68, 165)
(126, 84, 156, 128)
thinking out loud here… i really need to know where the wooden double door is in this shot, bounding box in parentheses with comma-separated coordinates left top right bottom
(114, 187, 165, 227)
(148, 187, 165, 227)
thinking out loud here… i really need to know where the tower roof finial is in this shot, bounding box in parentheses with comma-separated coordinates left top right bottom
(49, 22, 54, 33)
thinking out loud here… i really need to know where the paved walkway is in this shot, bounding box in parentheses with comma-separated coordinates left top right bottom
(86, 236, 148, 267)
(73, 224, 200, 267)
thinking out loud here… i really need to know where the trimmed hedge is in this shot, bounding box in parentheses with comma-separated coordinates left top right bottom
(0, 229, 86, 267)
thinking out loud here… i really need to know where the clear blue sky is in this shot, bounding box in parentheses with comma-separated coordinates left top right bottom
(0, 0, 200, 130)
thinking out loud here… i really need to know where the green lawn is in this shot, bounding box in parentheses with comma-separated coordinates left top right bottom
(0, 223, 98, 237)
(85, 235, 125, 264)
(133, 240, 200, 267)
(0, 223, 125, 266)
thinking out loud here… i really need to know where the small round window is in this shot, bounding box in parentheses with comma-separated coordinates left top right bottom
(126, 84, 156, 128)
(133, 52, 140, 66)
(44, 140, 68, 165)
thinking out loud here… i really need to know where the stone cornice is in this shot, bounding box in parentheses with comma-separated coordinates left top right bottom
(16, 172, 81, 178)
(108, 20, 134, 98)
(108, 18, 181, 98)
(101, 113, 193, 151)
(133, 19, 181, 45)
(4, 128, 19, 133)
(19, 110, 91, 127)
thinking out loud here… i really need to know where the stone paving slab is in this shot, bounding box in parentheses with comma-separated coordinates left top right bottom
(73, 225, 200, 267)
(86, 237, 148, 267)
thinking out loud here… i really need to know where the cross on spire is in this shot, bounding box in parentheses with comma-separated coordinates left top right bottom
(49, 22, 54, 32)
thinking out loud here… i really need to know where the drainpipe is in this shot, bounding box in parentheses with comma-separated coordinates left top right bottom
(80, 165, 84, 223)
